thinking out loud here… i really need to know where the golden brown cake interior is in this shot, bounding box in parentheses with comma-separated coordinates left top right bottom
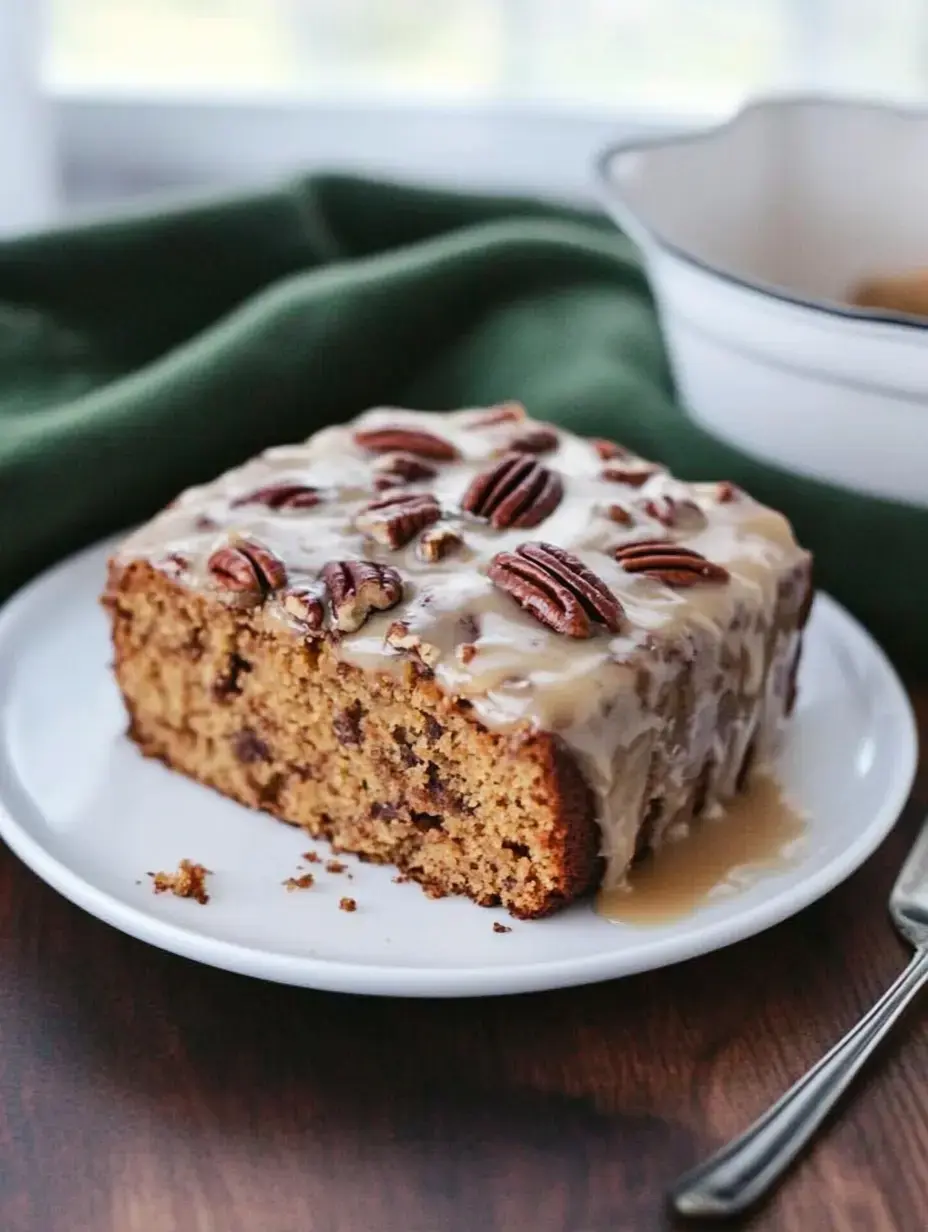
(108, 562, 599, 918)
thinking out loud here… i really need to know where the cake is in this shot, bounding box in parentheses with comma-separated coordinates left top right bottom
(103, 403, 812, 918)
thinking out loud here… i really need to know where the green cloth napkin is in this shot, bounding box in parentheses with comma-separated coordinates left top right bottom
(0, 174, 923, 673)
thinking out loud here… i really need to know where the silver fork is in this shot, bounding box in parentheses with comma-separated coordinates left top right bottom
(671, 811, 928, 1220)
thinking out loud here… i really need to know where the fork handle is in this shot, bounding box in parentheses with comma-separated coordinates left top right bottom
(672, 947, 928, 1220)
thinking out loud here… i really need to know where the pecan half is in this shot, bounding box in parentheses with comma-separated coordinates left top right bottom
(207, 546, 264, 594)
(488, 542, 623, 638)
(354, 426, 458, 461)
(208, 538, 287, 596)
(470, 401, 527, 427)
(592, 438, 629, 461)
(461, 453, 563, 529)
(322, 560, 403, 632)
(232, 482, 320, 510)
(355, 491, 441, 549)
(240, 539, 287, 590)
(601, 462, 661, 487)
(373, 452, 438, 483)
(638, 494, 706, 531)
(417, 525, 464, 562)
(508, 426, 559, 454)
(614, 540, 729, 587)
(282, 584, 326, 634)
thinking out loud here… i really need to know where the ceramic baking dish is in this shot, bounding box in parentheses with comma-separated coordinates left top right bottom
(598, 95, 928, 508)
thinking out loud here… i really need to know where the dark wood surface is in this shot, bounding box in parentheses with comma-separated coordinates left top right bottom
(1, 690, 925, 1232)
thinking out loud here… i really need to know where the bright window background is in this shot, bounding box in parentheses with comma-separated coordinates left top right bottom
(47, 0, 928, 114)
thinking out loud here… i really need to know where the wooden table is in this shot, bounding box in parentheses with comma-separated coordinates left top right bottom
(1, 689, 925, 1232)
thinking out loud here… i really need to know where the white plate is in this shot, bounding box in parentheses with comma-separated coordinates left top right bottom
(0, 537, 917, 998)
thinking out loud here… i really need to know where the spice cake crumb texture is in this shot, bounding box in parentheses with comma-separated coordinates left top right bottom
(283, 873, 315, 892)
(149, 859, 210, 904)
(105, 403, 811, 919)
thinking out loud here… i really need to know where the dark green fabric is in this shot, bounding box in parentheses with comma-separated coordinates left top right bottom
(0, 174, 923, 672)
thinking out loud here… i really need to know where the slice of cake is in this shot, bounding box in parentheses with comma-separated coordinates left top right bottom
(103, 403, 811, 918)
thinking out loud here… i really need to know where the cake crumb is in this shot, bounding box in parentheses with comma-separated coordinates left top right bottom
(283, 873, 315, 891)
(493, 922, 512, 934)
(339, 896, 357, 913)
(326, 859, 347, 874)
(149, 860, 210, 905)
(301, 851, 320, 863)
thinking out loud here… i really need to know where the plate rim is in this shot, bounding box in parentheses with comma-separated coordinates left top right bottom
(0, 535, 918, 998)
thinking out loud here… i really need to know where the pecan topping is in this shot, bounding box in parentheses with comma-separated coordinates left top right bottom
(355, 491, 441, 549)
(508, 426, 559, 454)
(354, 426, 458, 461)
(207, 539, 287, 596)
(372, 474, 405, 491)
(461, 453, 563, 529)
(716, 480, 741, 503)
(417, 525, 464, 562)
(488, 542, 623, 638)
(386, 620, 441, 667)
(601, 462, 661, 487)
(614, 540, 730, 587)
(470, 401, 526, 427)
(232, 482, 320, 510)
(282, 584, 326, 634)
(592, 438, 629, 461)
(322, 560, 403, 632)
(239, 539, 287, 589)
(373, 452, 438, 483)
(606, 504, 633, 526)
(638, 494, 706, 531)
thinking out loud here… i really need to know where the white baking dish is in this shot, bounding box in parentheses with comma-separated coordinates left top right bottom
(598, 96, 928, 508)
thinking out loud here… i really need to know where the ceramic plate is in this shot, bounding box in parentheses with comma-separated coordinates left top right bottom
(0, 537, 917, 997)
